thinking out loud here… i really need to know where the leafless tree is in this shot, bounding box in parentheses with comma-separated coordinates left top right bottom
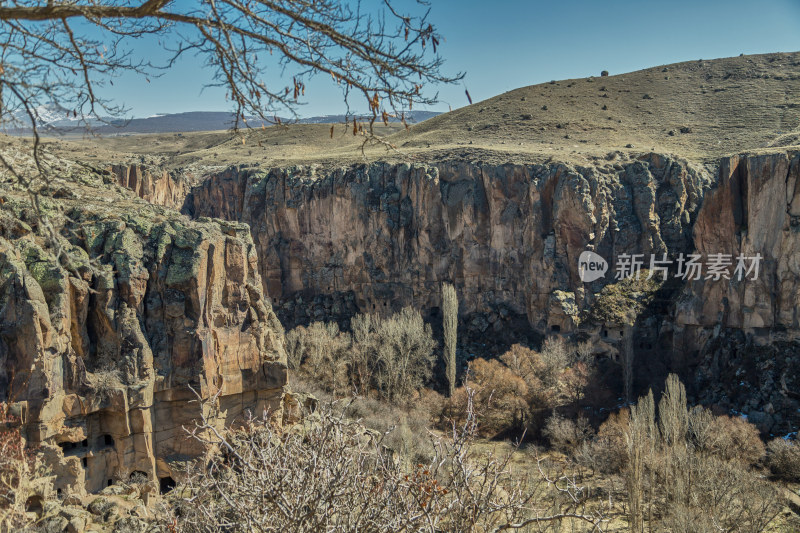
(442, 281, 457, 397)
(623, 389, 654, 533)
(166, 389, 610, 532)
(621, 323, 635, 403)
(0, 0, 462, 259)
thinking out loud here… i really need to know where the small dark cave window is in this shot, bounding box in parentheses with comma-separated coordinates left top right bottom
(102, 434, 115, 447)
(82, 457, 88, 468)
(602, 329, 608, 338)
(25, 495, 43, 515)
(550, 324, 561, 333)
(160, 477, 176, 494)
(107, 479, 113, 487)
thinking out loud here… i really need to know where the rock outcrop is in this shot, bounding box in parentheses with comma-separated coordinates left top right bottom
(104, 148, 800, 432)
(184, 155, 711, 335)
(0, 170, 287, 497)
(110, 163, 191, 209)
(180, 150, 800, 431)
(673, 151, 800, 431)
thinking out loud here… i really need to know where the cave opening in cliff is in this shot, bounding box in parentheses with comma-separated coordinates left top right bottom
(102, 434, 115, 447)
(25, 495, 43, 515)
(160, 476, 176, 494)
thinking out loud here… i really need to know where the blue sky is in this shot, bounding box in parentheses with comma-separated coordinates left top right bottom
(100, 0, 800, 118)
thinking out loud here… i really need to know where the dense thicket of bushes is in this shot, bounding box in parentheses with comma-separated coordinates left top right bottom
(441, 338, 595, 438)
(162, 400, 606, 532)
(286, 307, 435, 401)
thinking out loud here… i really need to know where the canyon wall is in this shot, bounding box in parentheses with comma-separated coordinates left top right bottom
(181, 150, 800, 431)
(0, 177, 288, 496)
(110, 163, 191, 208)
(184, 155, 711, 334)
(675, 152, 800, 431)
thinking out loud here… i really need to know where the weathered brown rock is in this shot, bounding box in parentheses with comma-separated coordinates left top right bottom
(0, 173, 287, 497)
(110, 164, 191, 208)
(184, 155, 710, 334)
(677, 152, 800, 334)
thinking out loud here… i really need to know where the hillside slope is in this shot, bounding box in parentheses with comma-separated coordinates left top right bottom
(394, 51, 800, 161)
(39, 51, 800, 169)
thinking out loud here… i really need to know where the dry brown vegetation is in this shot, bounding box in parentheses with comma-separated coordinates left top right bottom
(0, 403, 41, 531)
(161, 393, 609, 532)
(38, 51, 800, 172)
(287, 307, 436, 402)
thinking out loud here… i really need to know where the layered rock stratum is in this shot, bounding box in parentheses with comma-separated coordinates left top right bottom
(0, 161, 287, 496)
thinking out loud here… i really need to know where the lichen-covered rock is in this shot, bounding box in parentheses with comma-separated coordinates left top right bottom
(0, 168, 287, 496)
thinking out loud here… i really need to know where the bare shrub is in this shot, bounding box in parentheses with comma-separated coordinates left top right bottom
(88, 367, 123, 401)
(766, 438, 800, 481)
(0, 402, 46, 531)
(499, 344, 551, 408)
(687, 405, 715, 452)
(539, 336, 570, 386)
(446, 358, 528, 437)
(705, 415, 765, 466)
(665, 455, 781, 533)
(167, 392, 608, 532)
(373, 307, 436, 402)
(348, 313, 375, 395)
(284, 327, 306, 371)
(592, 408, 631, 474)
(289, 322, 350, 396)
(343, 396, 434, 465)
(543, 414, 593, 455)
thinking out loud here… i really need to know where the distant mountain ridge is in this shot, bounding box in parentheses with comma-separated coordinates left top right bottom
(1, 108, 440, 135)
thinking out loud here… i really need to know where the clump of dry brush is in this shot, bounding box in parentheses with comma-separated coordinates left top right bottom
(161, 391, 609, 533)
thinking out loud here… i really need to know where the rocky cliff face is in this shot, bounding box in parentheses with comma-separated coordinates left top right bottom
(675, 151, 800, 432)
(180, 150, 800, 432)
(184, 155, 711, 335)
(110, 163, 191, 208)
(0, 171, 287, 496)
